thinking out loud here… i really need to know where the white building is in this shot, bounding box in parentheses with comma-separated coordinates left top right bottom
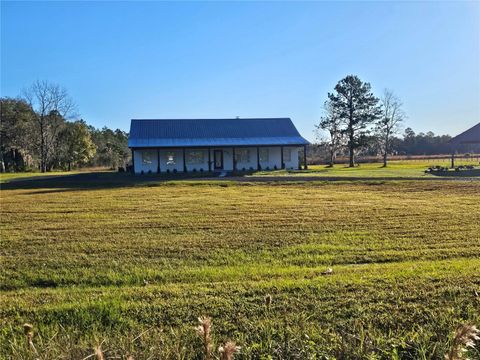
(128, 118, 309, 174)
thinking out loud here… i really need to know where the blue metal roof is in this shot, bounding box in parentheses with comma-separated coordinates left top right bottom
(128, 118, 310, 148)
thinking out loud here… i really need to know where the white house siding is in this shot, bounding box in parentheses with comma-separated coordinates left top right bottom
(217, 148, 234, 171)
(133, 149, 158, 174)
(159, 149, 185, 173)
(185, 149, 209, 172)
(133, 146, 301, 174)
(257, 147, 300, 170)
(283, 147, 300, 170)
(134, 149, 184, 174)
(234, 147, 257, 171)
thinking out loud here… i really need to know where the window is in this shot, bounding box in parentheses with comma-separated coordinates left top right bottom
(166, 151, 176, 165)
(236, 149, 250, 163)
(186, 150, 205, 164)
(259, 148, 269, 162)
(283, 148, 292, 162)
(142, 151, 155, 164)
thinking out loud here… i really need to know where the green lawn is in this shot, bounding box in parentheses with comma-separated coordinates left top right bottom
(1, 175, 479, 359)
(252, 160, 480, 178)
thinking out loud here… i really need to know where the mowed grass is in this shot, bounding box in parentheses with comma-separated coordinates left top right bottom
(1, 176, 480, 359)
(252, 159, 480, 178)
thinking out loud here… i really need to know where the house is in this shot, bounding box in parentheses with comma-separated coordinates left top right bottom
(128, 118, 309, 174)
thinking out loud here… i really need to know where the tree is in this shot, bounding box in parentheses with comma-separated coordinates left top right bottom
(58, 120, 96, 170)
(0, 98, 36, 172)
(376, 89, 405, 167)
(328, 75, 381, 167)
(315, 100, 344, 166)
(89, 127, 129, 169)
(23, 80, 76, 172)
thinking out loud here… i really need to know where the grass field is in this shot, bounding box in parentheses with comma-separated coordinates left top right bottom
(1, 159, 479, 184)
(1, 171, 479, 359)
(252, 160, 480, 178)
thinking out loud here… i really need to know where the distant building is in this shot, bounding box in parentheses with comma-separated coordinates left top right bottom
(450, 122, 480, 147)
(128, 118, 309, 174)
(449, 122, 480, 167)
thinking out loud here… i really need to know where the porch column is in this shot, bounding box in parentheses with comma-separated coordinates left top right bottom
(233, 147, 236, 171)
(303, 145, 308, 170)
(208, 148, 211, 172)
(157, 149, 160, 174)
(256, 146, 260, 170)
(280, 146, 284, 169)
(183, 148, 187, 172)
(131, 149, 135, 174)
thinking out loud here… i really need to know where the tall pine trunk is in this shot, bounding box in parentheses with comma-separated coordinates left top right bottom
(348, 104, 355, 167)
(348, 129, 355, 167)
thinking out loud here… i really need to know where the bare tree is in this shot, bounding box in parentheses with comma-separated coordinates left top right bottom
(23, 81, 76, 172)
(315, 100, 344, 166)
(376, 89, 405, 167)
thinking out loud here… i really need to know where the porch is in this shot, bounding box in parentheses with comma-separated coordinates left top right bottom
(132, 146, 307, 174)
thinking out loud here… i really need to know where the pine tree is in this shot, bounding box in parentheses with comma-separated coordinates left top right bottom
(328, 75, 381, 167)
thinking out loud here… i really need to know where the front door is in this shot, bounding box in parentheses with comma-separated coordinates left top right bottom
(214, 150, 223, 170)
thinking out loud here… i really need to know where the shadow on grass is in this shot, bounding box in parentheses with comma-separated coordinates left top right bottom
(0, 171, 223, 192)
(2, 168, 478, 193)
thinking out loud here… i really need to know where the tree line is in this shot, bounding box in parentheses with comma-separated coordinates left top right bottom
(1, 80, 129, 172)
(314, 75, 477, 167)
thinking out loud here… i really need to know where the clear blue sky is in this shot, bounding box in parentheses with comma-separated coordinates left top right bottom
(1, 1, 479, 141)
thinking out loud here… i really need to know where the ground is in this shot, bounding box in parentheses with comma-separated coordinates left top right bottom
(1, 164, 479, 359)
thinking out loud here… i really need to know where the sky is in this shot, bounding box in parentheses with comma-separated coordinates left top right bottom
(1, 1, 479, 141)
